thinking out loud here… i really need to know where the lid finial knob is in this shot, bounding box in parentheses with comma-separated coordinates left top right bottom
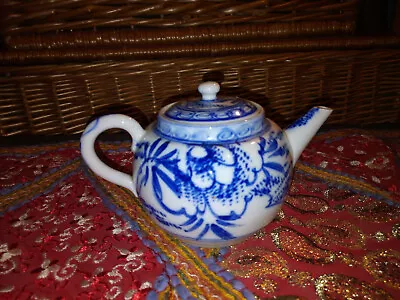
(198, 81, 220, 101)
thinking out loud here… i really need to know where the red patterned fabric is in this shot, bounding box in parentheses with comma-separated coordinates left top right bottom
(0, 163, 163, 299)
(0, 129, 399, 299)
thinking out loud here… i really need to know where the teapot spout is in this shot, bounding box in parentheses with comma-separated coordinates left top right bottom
(284, 106, 332, 164)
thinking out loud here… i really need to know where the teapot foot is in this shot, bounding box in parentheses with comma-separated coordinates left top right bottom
(170, 234, 250, 248)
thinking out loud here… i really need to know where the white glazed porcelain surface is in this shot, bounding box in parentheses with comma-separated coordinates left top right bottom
(132, 121, 292, 246)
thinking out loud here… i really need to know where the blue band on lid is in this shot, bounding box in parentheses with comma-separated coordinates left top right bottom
(156, 82, 265, 143)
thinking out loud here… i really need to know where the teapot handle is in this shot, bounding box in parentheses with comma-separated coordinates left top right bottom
(80, 114, 145, 196)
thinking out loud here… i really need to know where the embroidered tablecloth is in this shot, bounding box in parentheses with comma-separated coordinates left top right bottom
(1, 129, 399, 299)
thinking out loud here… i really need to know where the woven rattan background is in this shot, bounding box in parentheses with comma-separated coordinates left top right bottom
(1, 50, 399, 136)
(2, 0, 360, 35)
(0, 0, 399, 136)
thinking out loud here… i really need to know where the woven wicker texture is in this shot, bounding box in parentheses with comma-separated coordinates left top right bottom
(1, 50, 399, 136)
(5, 21, 355, 51)
(2, 0, 360, 35)
(2, 36, 400, 64)
(1, 0, 399, 137)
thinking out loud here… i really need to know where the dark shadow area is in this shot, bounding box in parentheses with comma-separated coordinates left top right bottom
(87, 103, 151, 128)
(356, 0, 398, 35)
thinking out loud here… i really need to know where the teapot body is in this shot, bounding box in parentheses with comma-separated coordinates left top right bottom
(80, 82, 331, 248)
(133, 120, 293, 247)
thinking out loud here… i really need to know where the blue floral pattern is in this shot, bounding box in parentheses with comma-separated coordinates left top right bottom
(164, 98, 257, 122)
(287, 107, 319, 129)
(134, 131, 292, 241)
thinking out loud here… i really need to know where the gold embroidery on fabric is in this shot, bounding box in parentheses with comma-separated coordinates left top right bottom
(306, 219, 365, 249)
(323, 188, 355, 201)
(220, 247, 289, 279)
(274, 210, 285, 221)
(253, 229, 266, 239)
(336, 252, 358, 267)
(202, 248, 222, 260)
(254, 277, 278, 294)
(348, 200, 400, 223)
(363, 250, 400, 289)
(285, 195, 329, 214)
(271, 226, 336, 264)
(288, 217, 304, 226)
(288, 271, 314, 287)
(315, 273, 393, 299)
(372, 231, 387, 242)
(332, 204, 345, 212)
(392, 223, 400, 239)
(315, 273, 393, 300)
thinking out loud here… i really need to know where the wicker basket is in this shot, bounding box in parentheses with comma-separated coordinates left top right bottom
(1, 0, 360, 57)
(2, 0, 360, 34)
(1, 49, 399, 136)
(0, 0, 399, 136)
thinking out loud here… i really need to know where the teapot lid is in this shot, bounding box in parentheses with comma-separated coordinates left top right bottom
(156, 81, 266, 144)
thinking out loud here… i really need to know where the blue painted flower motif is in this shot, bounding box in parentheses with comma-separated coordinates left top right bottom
(135, 139, 181, 204)
(135, 132, 291, 241)
(184, 146, 235, 189)
(254, 135, 292, 206)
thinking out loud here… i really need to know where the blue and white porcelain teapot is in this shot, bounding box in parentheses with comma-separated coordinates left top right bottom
(81, 81, 332, 247)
